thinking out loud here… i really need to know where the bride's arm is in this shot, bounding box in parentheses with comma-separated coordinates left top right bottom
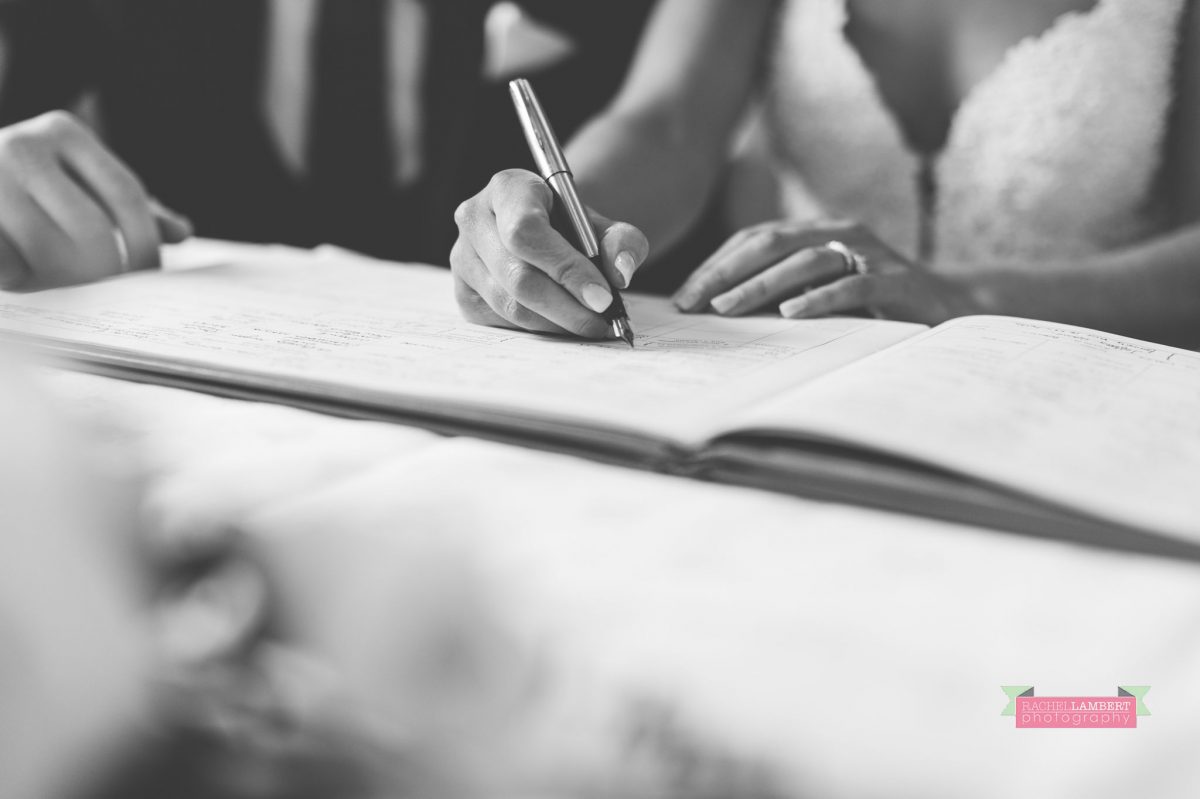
(567, 0, 777, 258)
(965, 3, 1200, 347)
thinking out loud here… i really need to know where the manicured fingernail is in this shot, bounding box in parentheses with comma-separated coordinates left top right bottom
(614, 251, 637, 288)
(710, 291, 739, 315)
(151, 200, 193, 235)
(779, 297, 810, 318)
(582, 283, 613, 313)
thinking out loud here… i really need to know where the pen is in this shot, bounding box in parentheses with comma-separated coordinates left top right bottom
(508, 78, 635, 347)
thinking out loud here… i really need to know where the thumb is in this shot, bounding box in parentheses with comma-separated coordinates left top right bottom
(150, 198, 193, 243)
(589, 209, 649, 290)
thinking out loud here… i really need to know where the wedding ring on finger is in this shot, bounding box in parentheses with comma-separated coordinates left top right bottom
(113, 227, 131, 273)
(821, 240, 867, 277)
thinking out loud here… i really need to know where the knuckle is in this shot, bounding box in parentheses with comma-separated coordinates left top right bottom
(449, 238, 466, 268)
(509, 305, 547, 331)
(505, 260, 540, 297)
(794, 246, 824, 268)
(0, 130, 40, 166)
(607, 220, 643, 243)
(495, 167, 527, 183)
(605, 221, 650, 259)
(40, 110, 79, 132)
(750, 228, 781, 252)
(712, 262, 742, 287)
(491, 168, 533, 195)
(742, 279, 768, 301)
(499, 292, 525, 323)
(453, 199, 474, 229)
(540, 259, 569, 284)
(500, 211, 543, 253)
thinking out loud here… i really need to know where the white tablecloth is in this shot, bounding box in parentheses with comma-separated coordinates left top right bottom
(43, 370, 1200, 799)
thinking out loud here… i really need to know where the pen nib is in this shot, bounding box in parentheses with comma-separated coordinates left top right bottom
(612, 318, 636, 348)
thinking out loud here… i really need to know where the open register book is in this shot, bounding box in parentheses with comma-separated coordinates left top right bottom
(2, 241, 1198, 555)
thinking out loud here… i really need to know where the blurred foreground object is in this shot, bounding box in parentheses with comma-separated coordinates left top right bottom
(0, 336, 782, 797)
(0, 357, 151, 799)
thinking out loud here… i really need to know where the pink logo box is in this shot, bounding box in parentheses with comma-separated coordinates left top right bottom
(1001, 686, 1150, 729)
(1016, 696, 1137, 728)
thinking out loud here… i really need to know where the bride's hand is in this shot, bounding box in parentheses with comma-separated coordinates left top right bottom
(672, 218, 975, 324)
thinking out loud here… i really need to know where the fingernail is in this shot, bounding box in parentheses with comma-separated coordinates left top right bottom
(614, 251, 637, 288)
(710, 291, 739, 315)
(151, 200, 193, 233)
(582, 283, 613, 313)
(779, 297, 810, 318)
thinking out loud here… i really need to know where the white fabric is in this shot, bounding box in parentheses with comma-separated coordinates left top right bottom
(766, 0, 1185, 266)
(0, 368, 149, 799)
(41, 370, 1200, 798)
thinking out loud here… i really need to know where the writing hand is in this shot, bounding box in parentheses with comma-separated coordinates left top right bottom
(0, 111, 192, 289)
(451, 169, 648, 338)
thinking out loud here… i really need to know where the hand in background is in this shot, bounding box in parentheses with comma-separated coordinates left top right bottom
(0, 111, 192, 289)
(674, 218, 974, 325)
(451, 169, 648, 338)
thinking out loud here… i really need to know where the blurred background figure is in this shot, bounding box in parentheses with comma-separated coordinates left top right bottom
(0, 0, 678, 274)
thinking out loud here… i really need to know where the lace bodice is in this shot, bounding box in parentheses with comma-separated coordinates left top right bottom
(764, 0, 1186, 268)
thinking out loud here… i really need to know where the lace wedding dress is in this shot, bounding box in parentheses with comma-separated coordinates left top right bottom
(764, 0, 1186, 267)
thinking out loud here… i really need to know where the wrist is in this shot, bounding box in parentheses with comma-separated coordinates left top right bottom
(946, 267, 1041, 319)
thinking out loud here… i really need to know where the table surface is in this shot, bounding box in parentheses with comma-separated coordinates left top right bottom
(41, 368, 1200, 799)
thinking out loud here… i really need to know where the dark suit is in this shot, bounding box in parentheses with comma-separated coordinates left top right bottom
(0, 0, 710, 289)
(0, 0, 489, 264)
